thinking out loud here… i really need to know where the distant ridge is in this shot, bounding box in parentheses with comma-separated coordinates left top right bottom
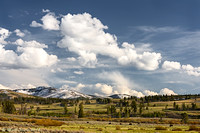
(14, 86, 92, 99)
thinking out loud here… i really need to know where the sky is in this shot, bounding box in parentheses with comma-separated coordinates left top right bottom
(0, 0, 200, 96)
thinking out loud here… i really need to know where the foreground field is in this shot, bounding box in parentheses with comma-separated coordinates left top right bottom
(0, 120, 200, 133)
(0, 93, 200, 132)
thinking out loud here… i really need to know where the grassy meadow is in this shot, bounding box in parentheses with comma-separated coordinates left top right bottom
(0, 94, 199, 132)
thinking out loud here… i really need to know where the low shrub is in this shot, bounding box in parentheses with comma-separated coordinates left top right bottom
(97, 128, 103, 131)
(172, 127, 182, 131)
(26, 118, 37, 123)
(168, 120, 181, 124)
(188, 125, 200, 131)
(116, 126, 121, 130)
(188, 121, 200, 125)
(0, 117, 8, 121)
(155, 126, 167, 130)
(80, 126, 85, 129)
(35, 119, 64, 126)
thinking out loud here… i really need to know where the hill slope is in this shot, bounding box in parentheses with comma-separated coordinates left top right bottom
(0, 89, 34, 99)
(14, 86, 92, 99)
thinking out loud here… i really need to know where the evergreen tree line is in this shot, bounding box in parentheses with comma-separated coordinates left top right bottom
(173, 102, 198, 111)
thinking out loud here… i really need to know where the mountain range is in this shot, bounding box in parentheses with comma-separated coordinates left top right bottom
(13, 86, 93, 99)
(0, 86, 131, 99)
(13, 86, 132, 99)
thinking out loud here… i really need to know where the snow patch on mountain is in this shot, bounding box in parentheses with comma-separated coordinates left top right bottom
(14, 86, 92, 99)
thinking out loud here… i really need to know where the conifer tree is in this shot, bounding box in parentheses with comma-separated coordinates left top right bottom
(2, 101, 16, 114)
(131, 100, 137, 113)
(139, 102, 143, 115)
(191, 103, 197, 110)
(181, 113, 188, 124)
(78, 102, 84, 118)
(64, 104, 68, 115)
(124, 106, 129, 117)
(74, 106, 77, 114)
(182, 103, 186, 111)
(36, 107, 40, 113)
(173, 102, 176, 109)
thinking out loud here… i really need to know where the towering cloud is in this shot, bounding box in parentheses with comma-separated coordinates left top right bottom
(57, 13, 162, 70)
(98, 71, 144, 97)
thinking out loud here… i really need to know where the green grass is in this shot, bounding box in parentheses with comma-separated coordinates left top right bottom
(0, 120, 195, 133)
(0, 97, 199, 132)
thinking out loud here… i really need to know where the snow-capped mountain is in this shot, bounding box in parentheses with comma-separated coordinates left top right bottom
(14, 86, 92, 99)
(13, 86, 133, 99)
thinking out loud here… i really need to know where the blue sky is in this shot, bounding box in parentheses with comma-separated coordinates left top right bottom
(0, 0, 200, 96)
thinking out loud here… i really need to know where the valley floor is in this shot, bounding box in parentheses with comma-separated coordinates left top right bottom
(0, 120, 199, 133)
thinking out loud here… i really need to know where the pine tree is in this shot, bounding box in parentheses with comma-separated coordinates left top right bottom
(2, 101, 16, 114)
(107, 106, 111, 115)
(120, 106, 123, 116)
(175, 104, 179, 111)
(78, 102, 84, 118)
(165, 104, 168, 110)
(181, 113, 188, 124)
(74, 106, 77, 114)
(36, 107, 40, 113)
(131, 100, 137, 113)
(182, 103, 186, 111)
(139, 102, 143, 115)
(124, 106, 129, 118)
(173, 102, 176, 109)
(191, 103, 197, 110)
(30, 105, 34, 110)
(116, 111, 121, 118)
(64, 104, 68, 115)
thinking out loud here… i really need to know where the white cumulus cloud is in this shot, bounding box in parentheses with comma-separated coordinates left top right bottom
(143, 90, 158, 96)
(162, 60, 200, 77)
(14, 29, 25, 37)
(74, 71, 84, 75)
(182, 64, 200, 76)
(42, 9, 50, 13)
(0, 27, 11, 44)
(162, 61, 181, 70)
(67, 57, 76, 62)
(58, 13, 162, 70)
(17, 47, 58, 68)
(0, 84, 10, 89)
(14, 39, 48, 48)
(159, 88, 177, 95)
(9, 84, 36, 89)
(30, 12, 60, 31)
(99, 71, 144, 97)
(95, 83, 113, 95)
(0, 45, 18, 67)
(30, 21, 43, 27)
(0, 38, 58, 69)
